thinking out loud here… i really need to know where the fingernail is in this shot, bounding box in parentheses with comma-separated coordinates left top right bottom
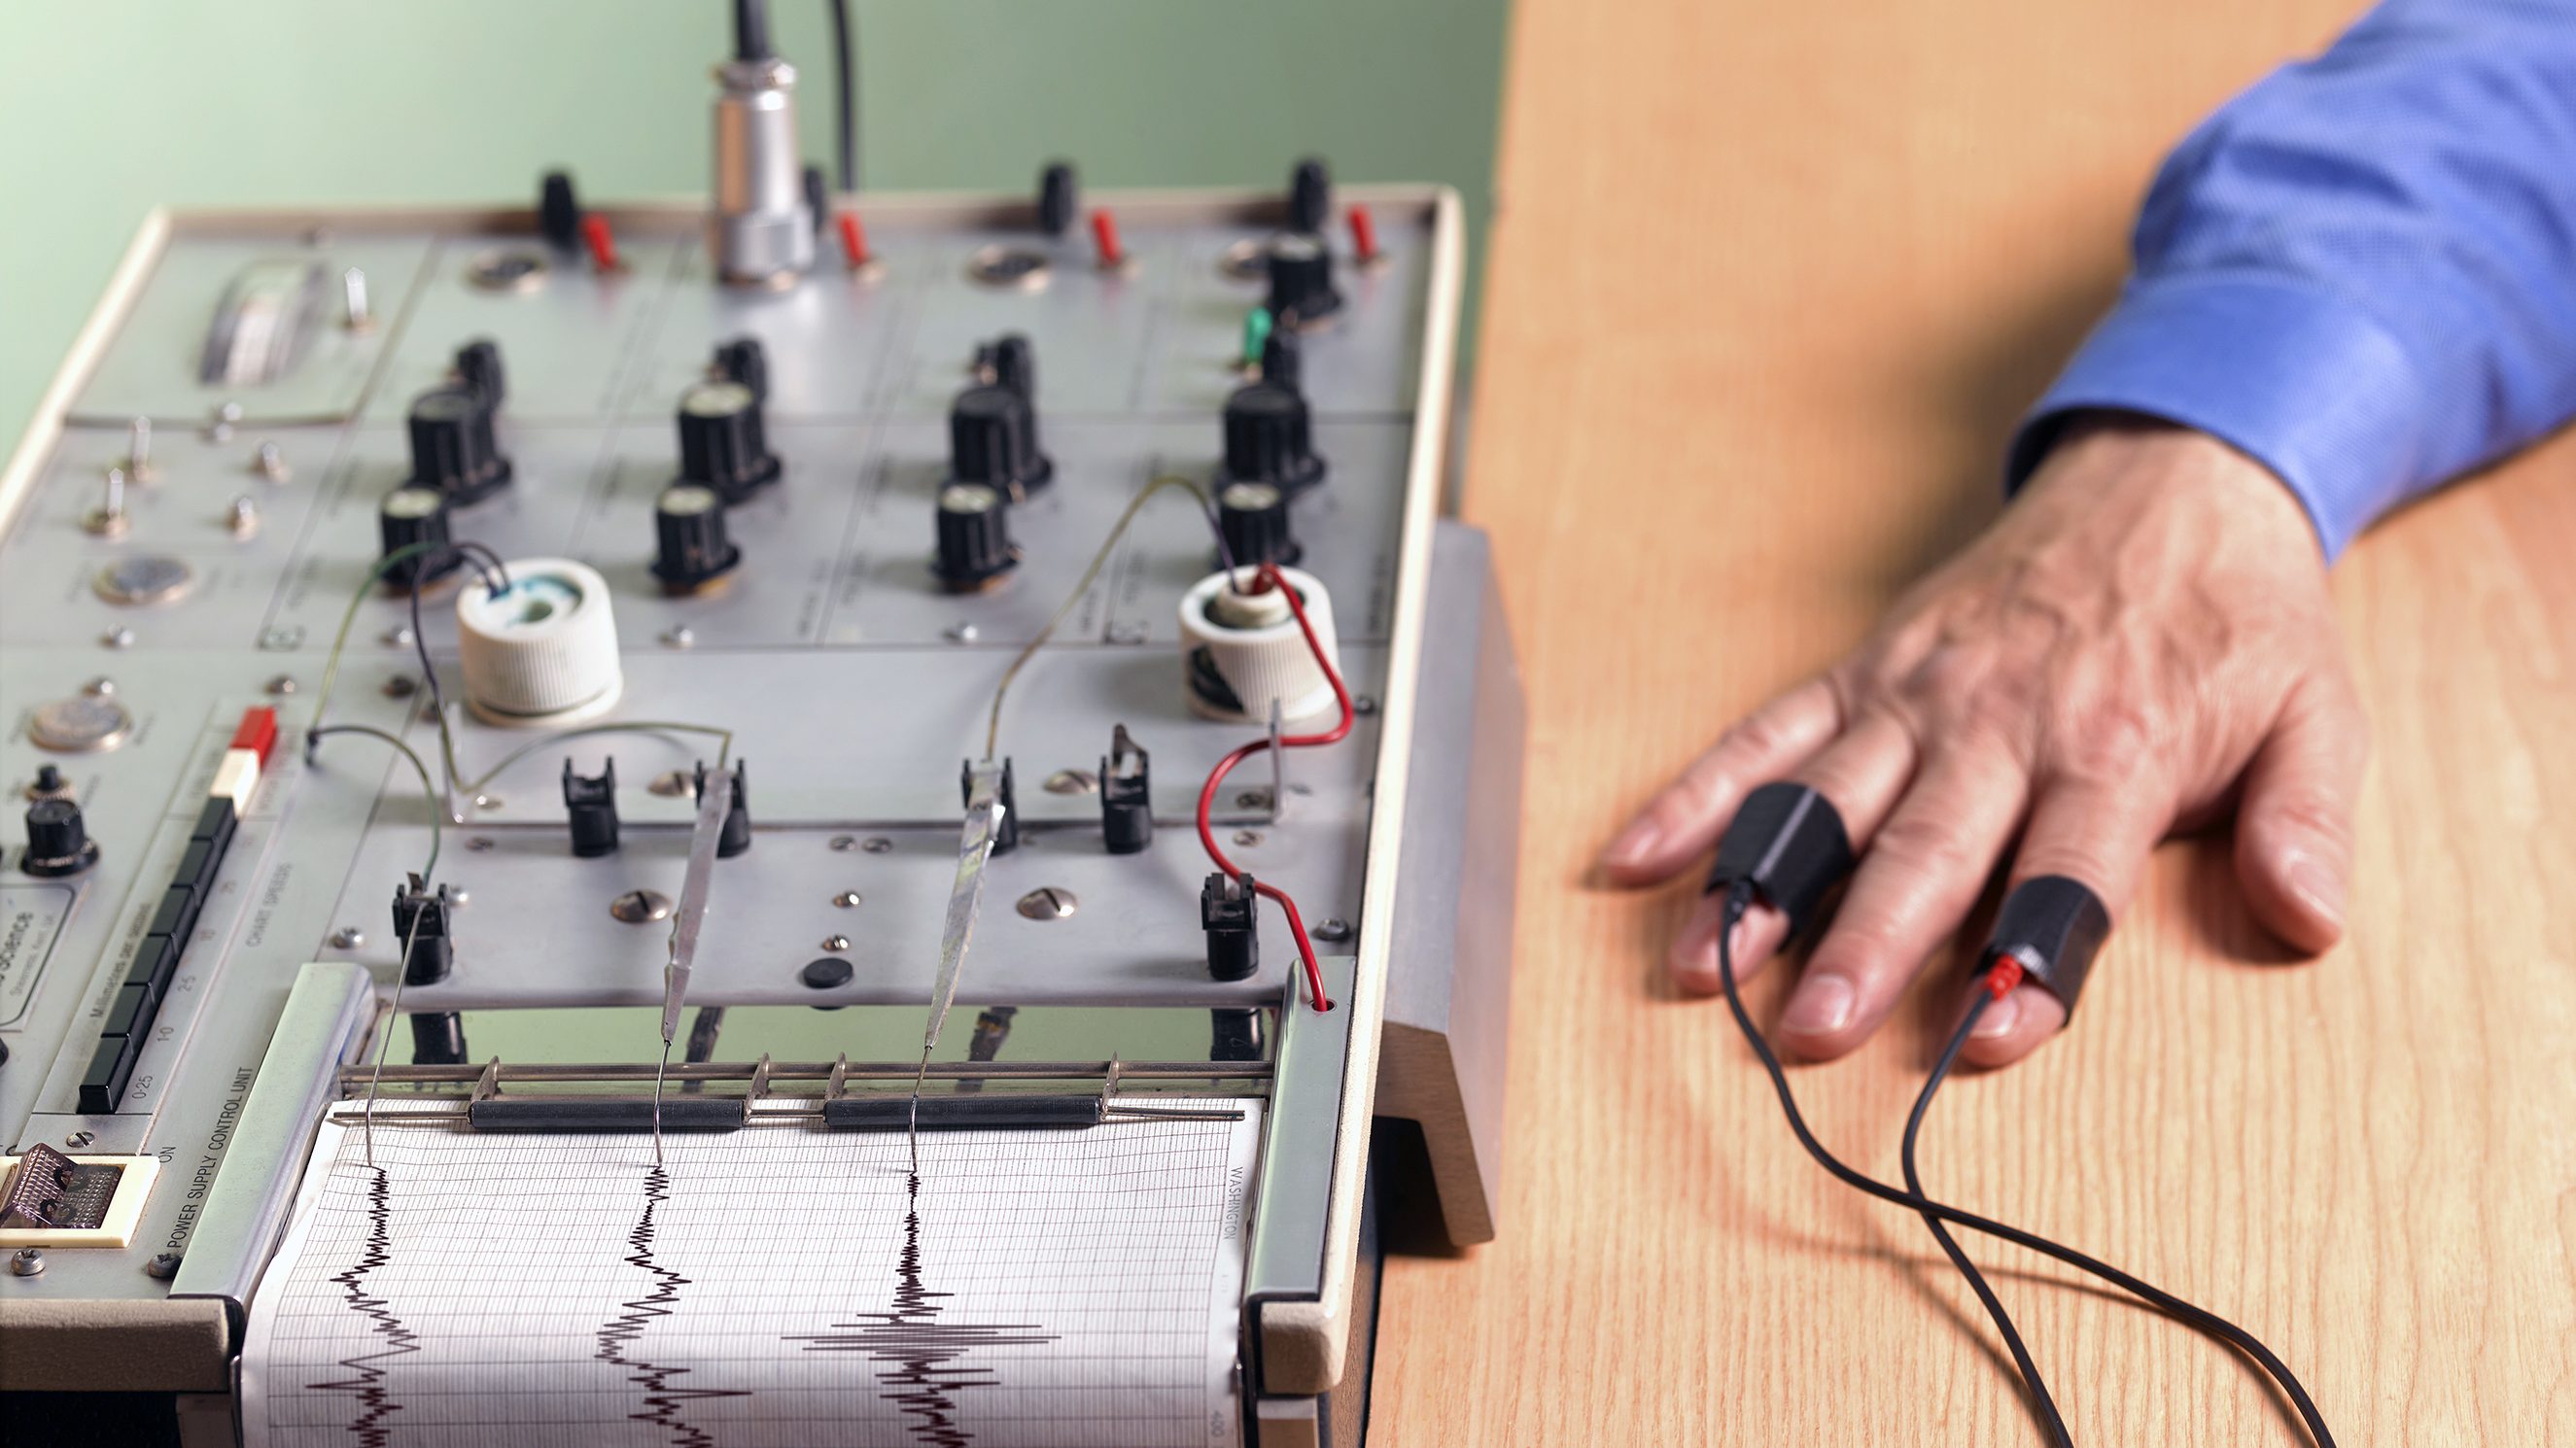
(1781, 974, 1855, 1036)
(1601, 820, 1662, 872)
(2286, 853, 2344, 930)
(1971, 990, 2021, 1040)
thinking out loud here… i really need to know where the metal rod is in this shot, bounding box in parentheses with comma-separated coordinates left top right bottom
(339, 1058, 1271, 1088)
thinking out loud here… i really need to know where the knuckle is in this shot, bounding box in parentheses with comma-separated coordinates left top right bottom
(1870, 809, 1979, 873)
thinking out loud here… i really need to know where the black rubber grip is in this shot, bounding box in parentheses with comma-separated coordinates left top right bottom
(1984, 875, 2111, 1019)
(468, 1096, 746, 1133)
(1703, 782, 1856, 940)
(821, 1096, 1105, 1131)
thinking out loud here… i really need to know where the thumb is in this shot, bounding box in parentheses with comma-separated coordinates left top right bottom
(2234, 675, 2368, 953)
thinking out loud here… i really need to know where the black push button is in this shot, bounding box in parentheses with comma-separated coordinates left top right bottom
(78, 1034, 140, 1115)
(191, 797, 237, 849)
(123, 934, 177, 997)
(177, 840, 218, 892)
(101, 983, 154, 1038)
(148, 883, 199, 943)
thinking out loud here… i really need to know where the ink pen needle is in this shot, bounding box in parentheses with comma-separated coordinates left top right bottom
(652, 1035, 671, 1166)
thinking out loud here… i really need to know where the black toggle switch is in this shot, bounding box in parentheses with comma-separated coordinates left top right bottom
(378, 485, 461, 590)
(1287, 155, 1332, 234)
(391, 875, 455, 986)
(20, 797, 99, 878)
(454, 339, 506, 408)
(1201, 871, 1261, 981)
(677, 380, 782, 504)
(1217, 480, 1300, 567)
(1265, 230, 1342, 326)
(949, 383, 1054, 498)
(404, 386, 512, 506)
(1101, 724, 1153, 854)
(563, 757, 620, 857)
(540, 170, 583, 251)
(1037, 160, 1078, 237)
(932, 482, 1019, 593)
(975, 333, 1036, 400)
(694, 759, 753, 858)
(652, 483, 742, 595)
(1222, 381, 1328, 495)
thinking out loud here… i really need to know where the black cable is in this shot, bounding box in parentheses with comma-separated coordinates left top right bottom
(827, 0, 858, 192)
(733, 0, 773, 61)
(1712, 882, 2337, 1447)
(1909, 979, 2070, 1445)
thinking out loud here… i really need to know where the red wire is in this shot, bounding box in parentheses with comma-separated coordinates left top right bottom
(1195, 563, 1352, 1013)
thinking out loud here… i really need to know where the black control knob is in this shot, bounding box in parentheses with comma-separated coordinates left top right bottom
(404, 386, 512, 506)
(652, 483, 740, 595)
(1037, 160, 1078, 237)
(1217, 480, 1301, 567)
(21, 797, 99, 878)
(1265, 231, 1341, 325)
(932, 482, 1019, 592)
(677, 380, 782, 503)
(714, 336, 771, 403)
(539, 169, 583, 251)
(1222, 382, 1328, 494)
(949, 384, 1054, 497)
(454, 339, 505, 408)
(563, 757, 620, 857)
(1259, 326, 1303, 391)
(975, 333, 1036, 400)
(378, 485, 463, 589)
(1288, 156, 1332, 234)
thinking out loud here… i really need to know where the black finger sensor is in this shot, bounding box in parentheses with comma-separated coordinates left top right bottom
(1701, 781, 1855, 940)
(1981, 876, 2110, 1019)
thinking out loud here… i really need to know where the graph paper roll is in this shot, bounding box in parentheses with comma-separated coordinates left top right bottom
(239, 1099, 1262, 1448)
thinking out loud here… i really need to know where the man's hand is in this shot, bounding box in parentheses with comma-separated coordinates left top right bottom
(1597, 418, 2367, 1067)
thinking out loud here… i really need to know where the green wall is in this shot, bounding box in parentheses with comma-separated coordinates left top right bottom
(0, 0, 1506, 449)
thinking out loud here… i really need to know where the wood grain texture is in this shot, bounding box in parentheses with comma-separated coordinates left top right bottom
(1370, 1, 2576, 1442)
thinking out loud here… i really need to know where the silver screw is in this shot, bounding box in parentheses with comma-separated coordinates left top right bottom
(9, 1250, 42, 1278)
(102, 627, 136, 649)
(1313, 917, 1354, 943)
(833, 890, 863, 908)
(861, 837, 892, 854)
(225, 495, 260, 538)
(1016, 887, 1078, 920)
(265, 673, 297, 696)
(84, 466, 129, 538)
(342, 266, 372, 331)
(331, 927, 365, 948)
(610, 889, 673, 924)
(383, 625, 415, 648)
(466, 836, 495, 852)
(828, 835, 858, 851)
(84, 676, 116, 697)
(820, 934, 852, 951)
(648, 770, 693, 797)
(146, 1253, 183, 1280)
(1235, 790, 1270, 810)
(381, 675, 417, 698)
(1353, 695, 1378, 716)
(662, 626, 696, 649)
(1043, 768, 1097, 795)
(254, 441, 291, 483)
(1232, 830, 1262, 847)
(64, 1131, 93, 1150)
(944, 621, 980, 644)
(125, 417, 156, 481)
(207, 401, 242, 443)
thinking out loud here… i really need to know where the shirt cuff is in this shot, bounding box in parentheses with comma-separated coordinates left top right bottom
(2004, 273, 2424, 561)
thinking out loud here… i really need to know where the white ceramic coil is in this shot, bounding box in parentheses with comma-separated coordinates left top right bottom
(454, 558, 623, 727)
(1177, 566, 1342, 725)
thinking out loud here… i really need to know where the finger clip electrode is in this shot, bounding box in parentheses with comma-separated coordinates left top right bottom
(1702, 781, 1855, 940)
(1982, 876, 2110, 1018)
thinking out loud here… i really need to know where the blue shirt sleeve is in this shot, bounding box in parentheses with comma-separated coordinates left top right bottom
(2006, 0, 2576, 560)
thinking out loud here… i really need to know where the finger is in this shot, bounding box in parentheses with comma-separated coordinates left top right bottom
(1668, 892, 1791, 995)
(1958, 982, 2069, 1070)
(1776, 742, 2028, 1058)
(1954, 771, 2172, 1067)
(1598, 676, 1843, 885)
(2233, 676, 2367, 953)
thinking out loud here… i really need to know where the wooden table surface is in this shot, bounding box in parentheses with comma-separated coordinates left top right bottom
(1372, 1, 2576, 1442)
